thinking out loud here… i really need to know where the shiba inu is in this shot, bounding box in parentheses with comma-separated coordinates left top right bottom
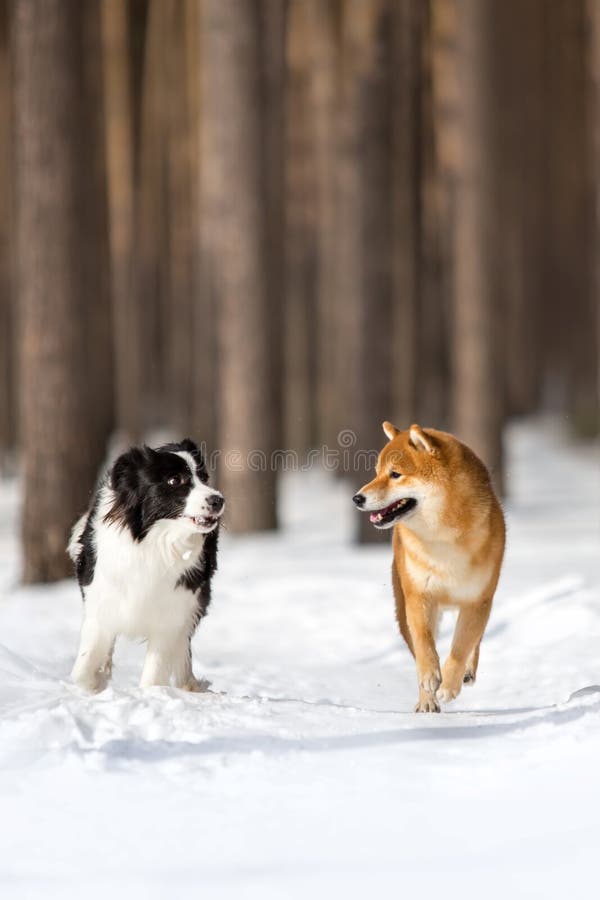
(353, 423, 505, 712)
(68, 439, 224, 692)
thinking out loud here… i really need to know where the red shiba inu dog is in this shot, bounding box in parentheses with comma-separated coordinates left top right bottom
(353, 423, 505, 712)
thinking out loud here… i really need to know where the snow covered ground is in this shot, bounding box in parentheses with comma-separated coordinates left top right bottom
(0, 418, 599, 900)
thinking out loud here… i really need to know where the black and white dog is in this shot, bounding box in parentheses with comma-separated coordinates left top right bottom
(68, 439, 224, 692)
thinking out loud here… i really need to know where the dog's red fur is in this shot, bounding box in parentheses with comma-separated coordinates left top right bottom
(357, 423, 505, 712)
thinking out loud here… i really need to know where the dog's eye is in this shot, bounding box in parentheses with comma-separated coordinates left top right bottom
(390, 471, 402, 479)
(167, 475, 183, 487)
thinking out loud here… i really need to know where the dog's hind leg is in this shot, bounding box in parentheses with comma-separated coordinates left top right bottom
(71, 618, 115, 692)
(392, 561, 415, 657)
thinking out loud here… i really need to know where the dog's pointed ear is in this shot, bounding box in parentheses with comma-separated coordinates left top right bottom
(409, 424, 436, 454)
(382, 421, 400, 441)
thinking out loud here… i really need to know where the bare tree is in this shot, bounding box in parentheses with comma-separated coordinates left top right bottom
(443, 0, 504, 485)
(285, 0, 318, 451)
(0, 0, 14, 469)
(391, 0, 421, 426)
(102, 0, 139, 441)
(584, 0, 600, 434)
(12, 0, 114, 581)
(163, 0, 198, 437)
(309, 0, 341, 448)
(494, 0, 545, 417)
(201, 0, 285, 531)
(416, 0, 450, 428)
(335, 0, 394, 541)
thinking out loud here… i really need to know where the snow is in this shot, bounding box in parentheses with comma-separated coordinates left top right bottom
(0, 417, 599, 899)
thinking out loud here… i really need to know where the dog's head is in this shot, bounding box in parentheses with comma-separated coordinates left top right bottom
(105, 438, 225, 541)
(352, 423, 454, 531)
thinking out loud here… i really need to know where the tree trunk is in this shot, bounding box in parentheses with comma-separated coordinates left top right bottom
(416, 0, 450, 428)
(551, 0, 597, 437)
(0, 0, 14, 470)
(201, 0, 284, 531)
(285, 0, 318, 452)
(391, 0, 421, 426)
(309, 0, 340, 448)
(446, 0, 504, 486)
(585, 0, 600, 434)
(12, 0, 113, 582)
(101, 0, 139, 441)
(134, 0, 169, 431)
(544, 0, 594, 433)
(259, 0, 287, 466)
(163, 0, 198, 437)
(335, 0, 394, 542)
(495, 0, 545, 418)
(81, 0, 114, 461)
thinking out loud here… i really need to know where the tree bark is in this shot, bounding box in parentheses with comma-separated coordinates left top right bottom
(416, 0, 450, 428)
(335, 0, 394, 542)
(494, 0, 545, 418)
(584, 0, 600, 434)
(391, 0, 421, 426)
(445, 0, 504, 486)
(0, 0, 14, 470)
(12, 0, 113, 582)
(309, 0, 340, 448)
(285, 0, 318, 452)
(134, 0, 169, 431)
(162, 0, 198, 437)
(201, 0, 285, 531)
(102, 0, 139, 441)
(82, 0, 114, 462)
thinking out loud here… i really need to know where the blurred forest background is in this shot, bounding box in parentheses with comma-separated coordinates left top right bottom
(0, 0, 598, 582)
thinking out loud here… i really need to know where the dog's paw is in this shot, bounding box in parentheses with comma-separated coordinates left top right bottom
(415, 695, 441, 713)
(180, 677, 211, 693)
(419, 669, 442, 694)
(436, 684, 460, 704)
(72, 673, 105, 693)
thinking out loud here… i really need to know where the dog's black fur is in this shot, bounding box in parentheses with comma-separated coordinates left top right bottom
(105, 438, 210, 541)
(72, 438, 219, 619)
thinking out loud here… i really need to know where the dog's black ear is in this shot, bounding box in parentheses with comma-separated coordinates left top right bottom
(110, 445, 155, 492)
(178, 438, 199, 456)
(106, 446, 156, 538)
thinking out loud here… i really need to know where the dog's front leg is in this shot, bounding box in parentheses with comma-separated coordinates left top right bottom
(140, 636, 177, 687)
(438, 598, 492, 704)
(140, 632, 200, 689)
(405, 594, 441, 712)
(172, 636, 205, 692)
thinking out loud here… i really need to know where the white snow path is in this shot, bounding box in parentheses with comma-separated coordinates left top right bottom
(0, 418, 599, 899)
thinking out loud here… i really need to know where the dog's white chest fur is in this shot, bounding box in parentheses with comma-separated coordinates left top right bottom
(86, 508, 205, 641)
(402, 532, 491, 604)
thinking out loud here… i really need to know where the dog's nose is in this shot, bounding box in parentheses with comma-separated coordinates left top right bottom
(352, 493, 366, 508)
(207, 494, 224, 513)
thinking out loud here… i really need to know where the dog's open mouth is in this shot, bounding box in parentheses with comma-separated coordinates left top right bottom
(370, 497, 417, 528)
(185, 514, 219, 531)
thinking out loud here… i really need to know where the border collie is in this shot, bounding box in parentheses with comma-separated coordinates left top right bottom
(68, 439, 225, 692)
